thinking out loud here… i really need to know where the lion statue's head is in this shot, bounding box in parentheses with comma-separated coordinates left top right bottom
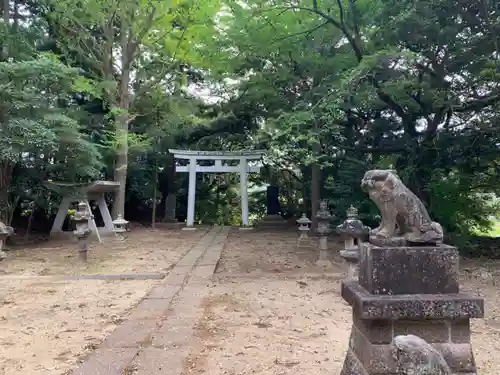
(360, 169, 401, 193)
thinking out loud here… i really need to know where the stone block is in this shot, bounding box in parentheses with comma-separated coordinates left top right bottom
(352, 310, 392, 344)
(358, 244, 459, 295)
(71, 348, 138, 375)
(392, 319, 449, 343)
(188, 265, 216, 284)
(127, 298, 172, 320)
(132, 347, 189, 375)
(349, 324, 397, 373)
(342, 316, 479, 374)
(151, 319, 194, 349)
(197, 249, 222, 266)
(340, 348, 369, 375)
(101, 319, 159, 348)
(164, 271, 189, 286)
(175, 251, 203, 267)
(450, 319, 471, 343)
(432, 343, 476, 373)
(147, 283, 181, 299)
(342, 281, 484, 320)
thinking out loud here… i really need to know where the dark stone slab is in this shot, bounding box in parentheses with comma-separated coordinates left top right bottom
(358, 244, 459, 295)
(342, 281, 484, 320)
(63, 273, 165, 281)
(266, 186, 281, 216)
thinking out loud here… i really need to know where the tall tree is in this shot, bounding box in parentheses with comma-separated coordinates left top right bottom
(48, 0, 220, 218)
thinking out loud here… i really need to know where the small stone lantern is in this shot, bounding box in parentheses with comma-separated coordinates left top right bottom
(0, 222, 13, 261)
(112, 214, 129, 241)
(316, 199, 332, 250)
(336, 205, 370, 280)
(296, 213, 311, 245)
(72, 202, 92, 261)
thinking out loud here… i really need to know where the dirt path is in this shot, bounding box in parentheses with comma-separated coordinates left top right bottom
(185, 229, 500, 375)
(0, 227, 207, 375)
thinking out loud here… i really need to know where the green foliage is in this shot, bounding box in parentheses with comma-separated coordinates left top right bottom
(0, 0, 498, 255)
(0, 55, 103, 181)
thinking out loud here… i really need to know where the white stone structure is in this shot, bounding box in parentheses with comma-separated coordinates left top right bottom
(169, 149, 265, 230)
(47, 181, 120, 242)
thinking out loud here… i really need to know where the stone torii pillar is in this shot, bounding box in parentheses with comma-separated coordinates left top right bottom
(169, 149, 264, 230)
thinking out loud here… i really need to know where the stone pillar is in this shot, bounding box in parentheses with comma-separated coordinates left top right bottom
(165, 193, 176, 221)
(184, 157, 197, 230)
(50, 196, 73, 235)
(239, 158, 250, 228)
(340, 244, 484, 375)
(339, 248, 359, 281)
(94, 194, 114, 234)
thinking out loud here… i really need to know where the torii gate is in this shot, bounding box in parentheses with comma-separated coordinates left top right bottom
(169, 149, 265, 229)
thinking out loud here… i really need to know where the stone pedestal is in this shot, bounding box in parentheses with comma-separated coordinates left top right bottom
(340, 247, 359, 281)
(340, 244, 484, 375)
(256, 214, 288, 230)
(316, 249, 332, 267)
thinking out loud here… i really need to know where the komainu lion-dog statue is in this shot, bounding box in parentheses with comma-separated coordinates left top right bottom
(392, 335, 452, 375)
(360, 169, 443, 246)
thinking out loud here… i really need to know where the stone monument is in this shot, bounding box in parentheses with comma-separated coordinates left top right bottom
(72, 202, 92, 261)
(256, 186, 288, 229)
(340, 169, 484, 375)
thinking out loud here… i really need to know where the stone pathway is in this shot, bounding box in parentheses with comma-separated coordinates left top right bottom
(71, 225, 230, 375)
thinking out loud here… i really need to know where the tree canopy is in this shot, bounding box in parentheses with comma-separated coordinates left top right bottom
(1, 0, 499, 254)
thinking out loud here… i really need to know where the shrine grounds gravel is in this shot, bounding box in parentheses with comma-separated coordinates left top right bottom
(1, 227, 500, 375)
(0, 227, 206, 375)
(184, 229, 500, 375)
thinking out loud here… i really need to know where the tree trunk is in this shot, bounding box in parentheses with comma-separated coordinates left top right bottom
(1, 0, 9, 60)
(310, 164, 321, 231)
(311, 118, 321, 231)
(0, 161, 14, 224)
(111, 108, 129, 220)
(151, 168, 158, 228)
(111, 25, 132, 220)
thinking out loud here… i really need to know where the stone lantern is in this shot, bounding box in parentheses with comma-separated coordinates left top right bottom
(72, 202, 92, 261)
(0, 222, 13, 261)
(112, 214, 129, 241)
(336, 205, 370, 280)
(296, 213, 311, 245)
(316, 199, 332, 250)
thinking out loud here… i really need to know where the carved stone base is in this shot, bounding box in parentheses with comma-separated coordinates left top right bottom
(255, 214, 289, 230)
(341, 282, 482, 374)
(340, 244, 484, 374)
